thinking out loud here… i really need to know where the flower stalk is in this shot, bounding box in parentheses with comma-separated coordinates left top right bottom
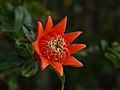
(58, 74, 65, 90)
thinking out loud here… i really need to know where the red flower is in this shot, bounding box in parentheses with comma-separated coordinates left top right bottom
(32, 16, 86, 76)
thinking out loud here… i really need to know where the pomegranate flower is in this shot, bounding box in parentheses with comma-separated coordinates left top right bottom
(32, 16, 86, 76)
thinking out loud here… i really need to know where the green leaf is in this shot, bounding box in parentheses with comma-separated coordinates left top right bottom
(113, 46, 120, 52)
(105, 51, 120, 68)
(100, 39, 109, 51)
(21, 61, 38, 77)
(111, 42, 120, 52)
(22, 25, 35, 43)
(0, 54, 25, 70)
(58, 74, 65, 90)
(14, 6, 32, 31)
(105, 48, 120, 68)
(108, 48, 120, 59)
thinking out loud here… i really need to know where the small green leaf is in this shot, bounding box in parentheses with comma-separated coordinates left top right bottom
(100, 39, 109, 51)
(58, 74, 65, 90)
(108, 48, 120, 59)
(22, 25, 35, 43)
(105, 52, 120, 68)
(111, 42, 120, 52)
(21, 61, 38, 77)
(113, 46, 120, 52)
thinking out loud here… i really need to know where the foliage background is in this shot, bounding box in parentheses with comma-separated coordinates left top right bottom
(0, 0, 120, 90)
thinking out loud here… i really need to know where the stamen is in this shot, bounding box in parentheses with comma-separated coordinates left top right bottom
(39, 32, 69, 62)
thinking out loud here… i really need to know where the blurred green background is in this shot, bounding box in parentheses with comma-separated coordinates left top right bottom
(0, 0, 120, 90)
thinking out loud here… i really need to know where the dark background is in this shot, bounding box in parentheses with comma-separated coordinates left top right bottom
(0, 0, 120, 90)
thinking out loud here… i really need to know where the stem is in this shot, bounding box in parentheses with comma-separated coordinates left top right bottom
(58, 74, 65, 90)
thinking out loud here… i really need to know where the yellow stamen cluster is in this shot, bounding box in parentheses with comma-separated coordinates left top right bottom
(48, 35, 66, 54)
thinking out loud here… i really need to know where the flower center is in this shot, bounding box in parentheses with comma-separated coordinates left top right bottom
(39, 32, 69, 63)
(48, 36, 65, 54)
